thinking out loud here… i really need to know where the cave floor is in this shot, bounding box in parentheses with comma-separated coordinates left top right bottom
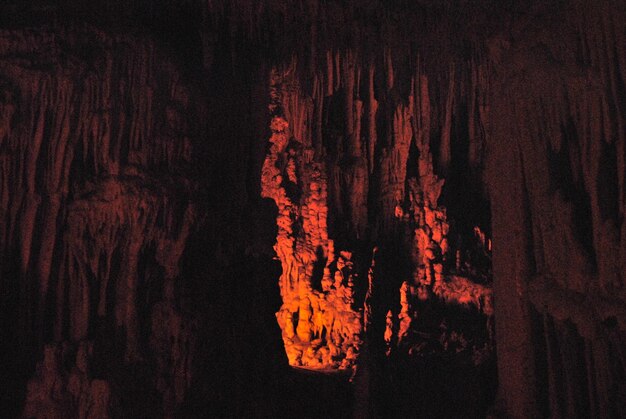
(247, 355, 496, 419)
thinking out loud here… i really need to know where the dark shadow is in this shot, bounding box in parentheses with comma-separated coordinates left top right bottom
(311, 245, 327, 292)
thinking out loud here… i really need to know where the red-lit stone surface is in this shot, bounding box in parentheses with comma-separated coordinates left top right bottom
(262, 70, 362, 369)
(262, 65, 493, 371)
(23, 343, 110, 419)
(0, 26, 200, 418)
(0, 1, 624, 417)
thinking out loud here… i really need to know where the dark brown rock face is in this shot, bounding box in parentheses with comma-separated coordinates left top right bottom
(0, 26, 203, 418)
(484, 2, 626, 417)
(0, 1, 624, 418)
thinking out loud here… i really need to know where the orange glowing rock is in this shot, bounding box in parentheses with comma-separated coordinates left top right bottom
(384, 310, 393, 355)
(402, 158, 494, 313)
(383, 128, 493, 359)
(397, 281, 412, 343)
(261, 70, 362, 370)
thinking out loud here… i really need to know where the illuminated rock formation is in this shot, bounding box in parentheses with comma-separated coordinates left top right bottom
(387, 109, 493, 359)
(262, 70, 362, 370)
(1, 1, 624, 417)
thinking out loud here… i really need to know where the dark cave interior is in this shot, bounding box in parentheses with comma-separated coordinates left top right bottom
(0, 1, 625, 418)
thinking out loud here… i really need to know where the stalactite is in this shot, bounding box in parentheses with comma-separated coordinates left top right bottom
(439, 63, 455, 174)
(64, 173, 195, 361)
(485, 2, 626, 415)
(0, 26, 202, 418)
(388, 108, 493, 360)
(2, 1, 624, 417)
(263, 49, 495, 373)
(366, 62, 378, 175)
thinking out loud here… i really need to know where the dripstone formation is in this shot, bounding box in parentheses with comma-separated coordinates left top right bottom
(0, 1, 624, 418)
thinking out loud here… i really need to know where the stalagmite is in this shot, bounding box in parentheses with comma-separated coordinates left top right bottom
(262, 69, 362, 370)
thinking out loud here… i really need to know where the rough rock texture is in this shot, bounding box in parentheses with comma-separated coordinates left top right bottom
(486, 1, 626, 416)
(0, 0, 624, 418)
(23, 343, 110, 419)
(0, 26, 202, 418)
(261, 70, 362, 369)
(261, 58, 494, 374)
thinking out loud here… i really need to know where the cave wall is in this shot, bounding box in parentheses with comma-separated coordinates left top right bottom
(486, 1, 626, 416)
(0, 0, 624, 418)
(0, 15, 290, 417)
(0, 25, 208, 418)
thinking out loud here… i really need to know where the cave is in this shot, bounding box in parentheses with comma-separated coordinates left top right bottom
(0, 1, 625, 418)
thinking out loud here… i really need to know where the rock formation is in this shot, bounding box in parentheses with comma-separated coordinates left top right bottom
(261, 58, 494, 372)
(0, 0, 624, 418)
(262, 69, 362, 369)
(23, 343, 111, 419)
(0, 25, 201, 418)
